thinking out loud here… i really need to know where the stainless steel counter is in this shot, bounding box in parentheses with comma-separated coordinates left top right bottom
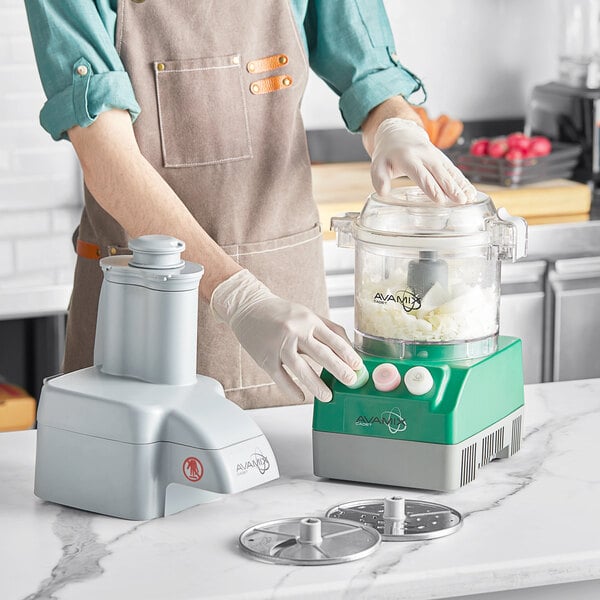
(526, 211, 600, 260)
(0, 284, 71, 321)
(0, 282, 71, 399)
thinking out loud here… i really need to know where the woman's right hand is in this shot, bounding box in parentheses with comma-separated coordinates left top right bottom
(211, 270, 363, 402)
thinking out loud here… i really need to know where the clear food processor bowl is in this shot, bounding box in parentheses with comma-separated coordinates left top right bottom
(331, 187, 527, 362)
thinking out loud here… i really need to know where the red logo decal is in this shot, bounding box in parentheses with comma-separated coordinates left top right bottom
(183, 457, 204, 482)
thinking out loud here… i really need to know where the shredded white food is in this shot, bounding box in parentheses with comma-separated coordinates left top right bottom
(356, 278, 498, 342)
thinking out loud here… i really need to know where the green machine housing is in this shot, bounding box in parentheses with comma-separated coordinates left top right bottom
(313, 336, 524, 491)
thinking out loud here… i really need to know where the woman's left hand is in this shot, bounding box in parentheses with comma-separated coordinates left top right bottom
(370, 117, 477, 204)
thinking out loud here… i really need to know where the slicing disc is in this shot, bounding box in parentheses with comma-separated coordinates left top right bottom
(326, 497, 462, 541)
(239, 516, 381, 565)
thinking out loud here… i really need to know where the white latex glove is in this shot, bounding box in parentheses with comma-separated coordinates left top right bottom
(371, 118, 477, 204)
(210, 269, 363, 403)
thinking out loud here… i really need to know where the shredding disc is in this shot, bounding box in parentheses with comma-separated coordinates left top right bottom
(239, 516, 381, 565)
(326, 497, 462, 541)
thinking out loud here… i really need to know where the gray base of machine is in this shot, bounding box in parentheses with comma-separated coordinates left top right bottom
(313, 407, 524, 492)
(34, 368, 279, 521)
(35, 424, 278, 521)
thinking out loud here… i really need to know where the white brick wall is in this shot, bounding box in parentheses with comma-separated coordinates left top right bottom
(0, 0, 82, 289)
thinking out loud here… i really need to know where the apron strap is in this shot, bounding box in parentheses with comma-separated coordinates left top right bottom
(76, 239, 129, 260)
(76, 239, 101, 260)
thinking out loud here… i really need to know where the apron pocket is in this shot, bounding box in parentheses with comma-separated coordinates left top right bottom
(154, 54, 253, 167)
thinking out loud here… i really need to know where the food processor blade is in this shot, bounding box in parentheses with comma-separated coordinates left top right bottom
(239, 517, 381, 565)
(326, 497, 462, 542)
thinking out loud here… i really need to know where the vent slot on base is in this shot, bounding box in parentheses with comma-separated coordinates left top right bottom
(481, 427, 505, 466)
(511, 415, 522, 455)
(460, 442, 477, 486)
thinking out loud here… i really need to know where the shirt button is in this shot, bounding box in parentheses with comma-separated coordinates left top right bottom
(278, 55, 288, 65)
(282, 77, 292, 87)
(251, 83, 260, 94)
(157, 63, 165, 72)
(231, 56, 240, 65)
(247, 62, 256, 73)
(76, 65, 88, 76)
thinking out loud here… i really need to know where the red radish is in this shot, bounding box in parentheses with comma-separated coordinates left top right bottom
(505, 148, 525, 163)
(469, 138, 489, 156)
(528, 136, 552, 157)
(487, 137, 509, 158)
(507, 132, 531, 152)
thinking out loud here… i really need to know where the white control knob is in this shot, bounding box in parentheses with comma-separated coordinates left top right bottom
(404, 366, 434, 395)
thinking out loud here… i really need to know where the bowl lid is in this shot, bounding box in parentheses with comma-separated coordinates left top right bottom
(358, 187, 496, 240)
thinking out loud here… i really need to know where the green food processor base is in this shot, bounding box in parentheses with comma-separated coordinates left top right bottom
(312, 336, 524, 492)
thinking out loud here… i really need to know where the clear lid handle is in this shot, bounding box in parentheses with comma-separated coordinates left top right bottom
(489, 208, 528, 262)
(330, 212, 359, 248)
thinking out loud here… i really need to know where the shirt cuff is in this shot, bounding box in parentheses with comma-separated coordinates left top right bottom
(339, 63, 426, 133)
(40, 58, 141, 141)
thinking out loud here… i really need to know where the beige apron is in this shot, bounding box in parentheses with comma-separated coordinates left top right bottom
(65, 0, 329, 409)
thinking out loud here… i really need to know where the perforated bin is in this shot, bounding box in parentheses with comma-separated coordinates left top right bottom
(452, 142, 581, 187)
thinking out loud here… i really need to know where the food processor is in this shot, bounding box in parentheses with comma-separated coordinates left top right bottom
(313, 188, 527, 491)
(35, 235, 278, 520)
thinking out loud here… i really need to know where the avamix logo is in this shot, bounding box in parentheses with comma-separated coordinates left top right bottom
(373, 290, 421, 313)
(236, 450, 271, 476)
(355, 408, 407, 435)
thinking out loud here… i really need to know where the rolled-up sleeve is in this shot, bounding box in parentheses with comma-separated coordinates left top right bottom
(304, 0, 425, 132)
(24, 0, 140, 141)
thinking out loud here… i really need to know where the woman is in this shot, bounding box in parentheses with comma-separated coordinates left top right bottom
(25, 0, 475, 408)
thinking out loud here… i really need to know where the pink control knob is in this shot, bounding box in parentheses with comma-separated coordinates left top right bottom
(372, 363, 401, 392)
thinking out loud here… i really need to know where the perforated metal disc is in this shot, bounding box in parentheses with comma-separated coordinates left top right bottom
(326, 498, 462, 541)
(239, 517, 381, 565)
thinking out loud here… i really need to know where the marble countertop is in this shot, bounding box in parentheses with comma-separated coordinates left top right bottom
(2, 379, 600, 600)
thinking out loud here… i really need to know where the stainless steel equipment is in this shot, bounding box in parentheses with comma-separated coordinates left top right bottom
(528, 83, 600, 200)
(558, 0, 600, 88)
(239, 516, 381, 565)
(528, 1, 600, 203)
(326, 496, 463, 541)
(548, 256, 600, 380)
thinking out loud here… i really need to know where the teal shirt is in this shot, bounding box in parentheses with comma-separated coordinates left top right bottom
(24, 0, 425, 140)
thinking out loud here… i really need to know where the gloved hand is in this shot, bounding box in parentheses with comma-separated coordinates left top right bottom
(371, 118, 477, 204)
(210, 269, 363, 403)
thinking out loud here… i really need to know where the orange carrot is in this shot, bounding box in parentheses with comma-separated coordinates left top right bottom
(437, 119, 464, 149)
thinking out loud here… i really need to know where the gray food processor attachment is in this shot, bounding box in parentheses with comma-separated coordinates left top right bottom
(407, 250, 448, 298)
(34, 235, 279, 520)
(327, 496, 462, 541)
(239, 517, 381, 565)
